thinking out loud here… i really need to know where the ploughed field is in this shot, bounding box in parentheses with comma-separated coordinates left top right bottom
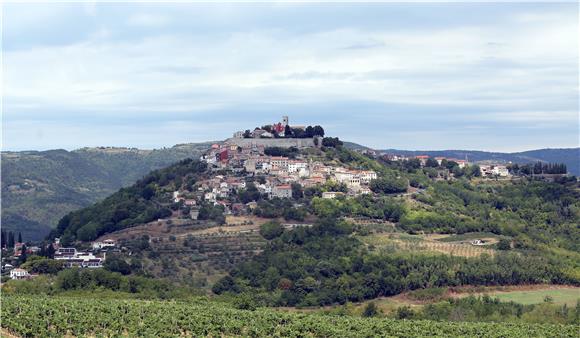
(3, 295, 579, 337)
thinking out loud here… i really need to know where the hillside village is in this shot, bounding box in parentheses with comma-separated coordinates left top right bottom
(0, 116, 571, 282)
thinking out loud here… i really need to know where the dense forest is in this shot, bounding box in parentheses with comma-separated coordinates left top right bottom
(50, 159, 208, 245)
(213, 217, 578, 307)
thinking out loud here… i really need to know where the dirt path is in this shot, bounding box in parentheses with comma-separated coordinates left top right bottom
(447, 284, 580, 298)
(1, 328, 21, 338)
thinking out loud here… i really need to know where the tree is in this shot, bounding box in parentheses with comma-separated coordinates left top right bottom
(291, 183, 303, 200)
(239, 183, 261, 203)
(104, 255, 132, 275)
(243, 129, 251, 138)
(425, 158, 439, 168)
(8, 232, 15, 248)
(19, 244, 28, 264)
(396, 306, 415, 319)
(363, 302, 379, 317)
(284, 207, 306, 221)
(60, 233, 74, 247)
(259, 221, 284, 240)
(284, 125, 292, 138)
(370, 177, 408, 194)
(445, 161, 459, 170)
(21, 257, 64, 274)
(497, 238, 511, 250)
(234, 293, 258, 311)
(76, 223, 98, 241)
(452, 166, 465, 178)
(467, 165, 481, 178)
(212, 275, 239, 294)
(322, 137, 342, 148)
(18, 232, 22, 243)
(313, 125, 325, 137)
(141, 186, 155, 200)
(46, 244, 55, 259)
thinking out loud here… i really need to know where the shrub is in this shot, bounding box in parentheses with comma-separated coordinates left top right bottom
(259, 221, 284, 240)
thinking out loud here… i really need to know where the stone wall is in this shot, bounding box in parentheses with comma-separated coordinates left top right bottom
(224, 137, 319, 149)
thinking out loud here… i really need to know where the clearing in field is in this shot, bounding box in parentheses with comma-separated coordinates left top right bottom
(360, 232, 496, 257)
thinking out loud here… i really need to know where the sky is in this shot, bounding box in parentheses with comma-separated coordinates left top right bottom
(2, 2, 579, 152)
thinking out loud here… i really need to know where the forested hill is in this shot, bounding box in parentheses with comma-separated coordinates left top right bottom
(343, 143, 580, 176)
(2, 143, 212, 240)
(51, 158, 210, 244)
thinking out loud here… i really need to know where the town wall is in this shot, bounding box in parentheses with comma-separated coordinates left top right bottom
(224, 137, 319, 149)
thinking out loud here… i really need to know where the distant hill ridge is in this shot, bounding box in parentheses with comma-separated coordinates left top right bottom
(343, 142, 579, 176)
(1, 142, 214, 240)
(2, 141, 577, 240)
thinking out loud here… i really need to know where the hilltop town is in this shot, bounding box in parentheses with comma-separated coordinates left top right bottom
(2, 116, 572, 284)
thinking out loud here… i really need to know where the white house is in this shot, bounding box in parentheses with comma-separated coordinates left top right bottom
(10, 268, 30, 280)
(359, 170, 377, 183)
(455, 160, 468, 169)
(270, 157, 289, 169)
(54, 247, 77, 259)
(92, 239, 116, 250)
(491, 165, 510, 177)
(272, 184, 293, 198)
(173, 191, 181, 203)
(288, 160, 308, 173)
(204, 192, 217, 202)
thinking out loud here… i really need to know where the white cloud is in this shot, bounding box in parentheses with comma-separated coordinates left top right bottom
(3, 3, 578, 151)
(127, 13, 169, 27)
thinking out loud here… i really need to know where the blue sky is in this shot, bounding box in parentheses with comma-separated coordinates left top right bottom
(3, 2, 578, 152)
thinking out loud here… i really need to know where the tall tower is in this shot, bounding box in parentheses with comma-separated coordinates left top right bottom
(282, 116, 289, 127)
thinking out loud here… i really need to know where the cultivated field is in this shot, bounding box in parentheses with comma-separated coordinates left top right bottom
(361, 232, 496, 257)
(3, 295, 578, 337)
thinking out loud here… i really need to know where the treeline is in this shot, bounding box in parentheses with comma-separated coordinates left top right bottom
(1, 230, 23, 248)
(264, 146, 299, 158)
(50, 159, 207, 244)
(3, 267, 195, 300)
(285, 125, 325, 138)
(244, 125, 325, 139)
(212, 217, 578, 307)
(510, 162, 568, 175)
(356, 294, 580, 325)
(380, 157, 482, 179)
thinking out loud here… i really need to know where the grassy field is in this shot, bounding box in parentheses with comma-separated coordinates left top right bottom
(360, 232, 496, 257)
(434, 232, 505, 243)
(489, 288, 579, 306)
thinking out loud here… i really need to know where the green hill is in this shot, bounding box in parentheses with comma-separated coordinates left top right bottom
(4, 141, 576, 242)
(50, 145, 580, 304)
(1, 143, 212, 240)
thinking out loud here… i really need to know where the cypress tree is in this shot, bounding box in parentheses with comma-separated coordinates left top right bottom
(8, 232, 15, 248)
